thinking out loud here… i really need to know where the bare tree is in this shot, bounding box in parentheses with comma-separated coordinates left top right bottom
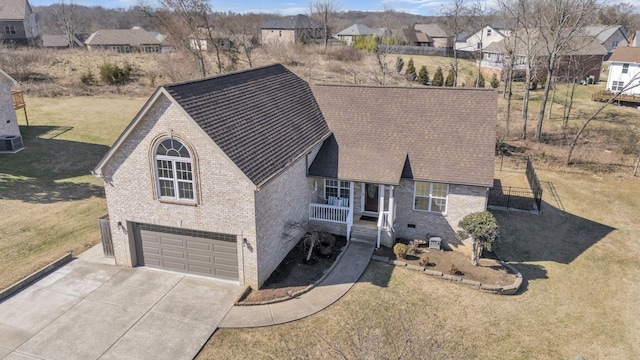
(566, 72, 640, 165)
(223, 14, 262, 68)
(52, 0, 78, 48)
(532, 0, 601, 141)
(442, 0, 473, 87)
(309, 0, 340, 50)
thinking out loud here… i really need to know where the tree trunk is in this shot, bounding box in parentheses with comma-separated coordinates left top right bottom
(522, 72, 531, 139)
(547, 80, 556, 121)
(634, 152, 640, 176)
(536, 58, 556, 142)
(565, 81, 578, 126)
(471, 241, 480, 266)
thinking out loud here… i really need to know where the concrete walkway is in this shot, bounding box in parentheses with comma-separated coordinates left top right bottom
(0, 245, 243, 360)
(219, 240, 374, 328)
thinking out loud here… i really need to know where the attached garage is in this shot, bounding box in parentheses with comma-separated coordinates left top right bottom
(133, 223, 239, 281)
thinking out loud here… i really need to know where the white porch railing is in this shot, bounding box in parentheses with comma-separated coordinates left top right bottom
(309, 203, 349, 223)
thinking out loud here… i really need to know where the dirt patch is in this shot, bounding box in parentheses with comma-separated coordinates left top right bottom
(375, 242, 516, 287)
(239, 235, 347, 304)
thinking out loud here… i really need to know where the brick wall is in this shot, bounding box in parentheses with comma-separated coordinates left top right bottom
(261, 29, 296, 45)
(102, 95, 258, 286)
(254, 143, 323, 287)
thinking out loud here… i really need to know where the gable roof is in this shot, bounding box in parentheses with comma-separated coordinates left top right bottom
(308, 84, 497, 187)
(85, 27, 161, 47)
(262, 15, 322, 30)
(42, 34, 84, 48)
(608, 47, 640, 63)
(414, 23, 451, 38)
(95, 64, 330, 188)
(0, 0, 30, 20)
(402, 28, 432, 44)
(337, 24, 386, 37)
(584, 25, 627, 43)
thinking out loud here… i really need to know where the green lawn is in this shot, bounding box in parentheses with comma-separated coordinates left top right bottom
(200, 169, 640, 359)
(0, 96, 145, 291)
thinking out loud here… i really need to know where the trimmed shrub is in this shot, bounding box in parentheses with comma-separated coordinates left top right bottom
(395, 56, 404, 74)
(432, 67, 444, 86)
(476, 72, 485, 88)
(418, 65, 429, 85)
(490, 73, 500, 88)
(445, 68, 455, 86)
(405, 58, 417, 81)
(393, 243, 409, 259)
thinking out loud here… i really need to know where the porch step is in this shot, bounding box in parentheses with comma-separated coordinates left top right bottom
(350, 236, 377, 245)
(351, 226, 377, 243)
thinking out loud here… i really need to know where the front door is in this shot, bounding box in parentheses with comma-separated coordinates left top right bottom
(364, 183, 379, 213)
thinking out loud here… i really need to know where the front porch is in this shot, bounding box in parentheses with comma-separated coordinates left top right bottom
(308, 181, 397, 248)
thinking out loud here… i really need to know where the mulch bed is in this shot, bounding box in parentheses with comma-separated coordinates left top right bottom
(238, 235, 347, 304)
(374, 241, 516, 287)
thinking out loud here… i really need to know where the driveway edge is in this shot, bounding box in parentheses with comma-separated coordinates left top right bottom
(0, 252, 73, 302)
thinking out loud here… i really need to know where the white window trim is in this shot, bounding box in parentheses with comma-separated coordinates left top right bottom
(155, 140, 196, 202)
(324, 179, 350, 201)
(622, 63, 629, 74)
(413, 181, 449, 214)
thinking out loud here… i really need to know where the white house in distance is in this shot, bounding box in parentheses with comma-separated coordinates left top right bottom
(606, 47, 640, 95)
(456, 24, 512, 52)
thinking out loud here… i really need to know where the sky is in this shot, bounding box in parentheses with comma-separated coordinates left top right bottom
(28, 0, 460, 16)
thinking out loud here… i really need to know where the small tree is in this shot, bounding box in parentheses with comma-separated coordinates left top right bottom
(395, 56, 404, 74)
(432, 66, 444, 86)
(405, 58, 417, 81)
(476, 71, 485, 88)
(458, 211, 498, 266)
(490, 73, 500, 89)
(445, 68, 455, 86)
(418, 65, 429, 85)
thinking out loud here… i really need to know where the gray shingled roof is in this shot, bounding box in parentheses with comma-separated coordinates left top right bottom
(85, 27, 161, 47)
(262, 14, 322, 30)
(163, 64, 330, 187)
(0, 0, 29, 20)
(337, 24, 386, 37)
(584, 25, 626, 44)
(414, 23, 451, 38)
(309, 84, 497, 187)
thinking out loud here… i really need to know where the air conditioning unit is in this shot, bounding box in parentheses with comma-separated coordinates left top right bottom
(0, 135, 24, 152)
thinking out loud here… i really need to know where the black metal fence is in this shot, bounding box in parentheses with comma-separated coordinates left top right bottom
(98, 214, 114, 257)
(489, 156, 543, 214)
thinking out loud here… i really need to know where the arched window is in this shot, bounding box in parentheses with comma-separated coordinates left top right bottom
(155, 138, 194, 200)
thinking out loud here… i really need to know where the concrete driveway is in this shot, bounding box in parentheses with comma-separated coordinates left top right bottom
(0, 245, 243, 360)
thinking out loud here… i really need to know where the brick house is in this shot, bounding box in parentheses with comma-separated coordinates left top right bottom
(0, 68, 24, 153)
(93, 64, 497, 289)
(261, 15, 323, 45)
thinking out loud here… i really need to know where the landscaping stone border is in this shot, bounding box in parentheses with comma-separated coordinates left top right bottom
(371, 254, 523, 295)
(235, 242, 352, 306)
(0, 252, 73, 302)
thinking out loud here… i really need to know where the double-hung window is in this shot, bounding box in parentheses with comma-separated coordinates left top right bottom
(155, 139, 194, 201)
(4, 25, 16, 35)
(414, 182, 448, 213)
(324, 180, 350, 203)
(622, 63, 629, 74)
(612, 81, 624, 92)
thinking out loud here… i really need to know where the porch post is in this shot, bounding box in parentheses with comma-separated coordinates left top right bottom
(388, 185, 395, 229)
(347, 181, 354, 241)
(377, 184, 385, 248)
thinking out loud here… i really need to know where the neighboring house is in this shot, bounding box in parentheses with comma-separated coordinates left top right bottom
(148, 31, 175, 53)
(41, 34, 84, 49)
(93, 64, 497, 289)
(606, 47, 640, 95)
(85, 27, 161, 53)
(261, 14, 324, 45)
(187, 28, 232, 51)
(401, 26, 433, 47)
(456, 25, 512, 52)
(0, 68, 24, 153)
(413, 23, 453, 48)
(337, 23, 387, 46)
(482, 35, 607, 82)
(584, 25, 628, 59)
(0, 0, 39, 47)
